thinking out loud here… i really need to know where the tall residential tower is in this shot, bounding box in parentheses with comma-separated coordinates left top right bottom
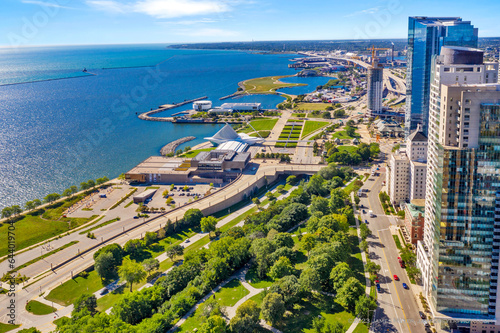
(405, 17, 478, 137)
(417, 47, 500, 323)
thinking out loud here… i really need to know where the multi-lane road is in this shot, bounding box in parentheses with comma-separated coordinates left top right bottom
(359, 166, 426, 333)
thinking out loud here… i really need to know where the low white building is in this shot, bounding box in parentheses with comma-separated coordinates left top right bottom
(193, 100, 212, 111)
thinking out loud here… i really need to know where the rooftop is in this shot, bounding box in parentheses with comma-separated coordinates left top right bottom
(406, 199, 425, 218)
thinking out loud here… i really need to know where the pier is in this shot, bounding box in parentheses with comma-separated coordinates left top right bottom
(160, 136, 196, 156)
(138, 96, 208, 122)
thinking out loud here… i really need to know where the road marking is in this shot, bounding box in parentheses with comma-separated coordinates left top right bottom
(378, 230, 413, 333)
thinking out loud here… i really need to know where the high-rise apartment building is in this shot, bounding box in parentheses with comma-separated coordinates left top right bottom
(367, 59, 384, 116)
(405, 17, 478, 137)
(417, 46, 500, 322)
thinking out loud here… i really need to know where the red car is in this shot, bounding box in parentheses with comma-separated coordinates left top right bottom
(393, 275, 399, 281)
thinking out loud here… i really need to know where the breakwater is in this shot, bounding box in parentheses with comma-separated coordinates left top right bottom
(160, 136, 196, 155)
(138, 96, 207, 122)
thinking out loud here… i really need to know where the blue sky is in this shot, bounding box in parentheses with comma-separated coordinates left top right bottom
(1, 0, 499, 47)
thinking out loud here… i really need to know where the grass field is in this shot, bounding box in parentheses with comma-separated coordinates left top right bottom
(26, 300, 56, 315)
(245, 267, 274, 289)
(0, 323, 20, 333)
(242, 76, 306, 94)
(0, 209, 97, 257)
(331, 130, 361, 140)
(301, 121, 329, 139)
(180, 147, 215, 158)
(294, 103, 332, 111)
(79, 218, 120, 234)
(292, 113, 306, 117)
(46, 270, 105, 306)
(246, 118, 278, 132)
(250, 130, 271, 138)
(337, 145, 358, 153)
(214, 279, 250, 307)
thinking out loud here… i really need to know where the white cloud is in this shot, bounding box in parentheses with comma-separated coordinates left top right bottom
(21, 0, 72, 8)
(159, 18, 219, 25)
(86, 0, 127, 13)
(345, 7, 381, 17)
(86, 0, 232, 18)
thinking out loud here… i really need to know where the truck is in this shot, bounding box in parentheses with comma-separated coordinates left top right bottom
(369, 210, 375, 218)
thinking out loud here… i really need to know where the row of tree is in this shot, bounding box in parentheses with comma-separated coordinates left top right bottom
(1, 176, 110, 219)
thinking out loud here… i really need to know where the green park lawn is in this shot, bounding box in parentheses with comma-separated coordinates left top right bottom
(247, 118, 278, 131)
(301, 121, 329, 139)
(294, 103, 332, 111)
(331, 130, 361, 140)
(26, 300, 56, 315)
(291, 113, 306, 117)
(250, 130, 271, 138)
(46, 270, 105, 306)
(337, 145, 358, 153)
(214, 279, 250, 307)
(242, 76, 305, 94)
(245, 267, 274, 289)
(180, 147, 215, 158)
(0, 211, 97, 257)
(0, 323, 20, 333)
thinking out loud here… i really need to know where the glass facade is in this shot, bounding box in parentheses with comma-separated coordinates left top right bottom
(405, 17, 478, 137)
(431, 104, 500, 317)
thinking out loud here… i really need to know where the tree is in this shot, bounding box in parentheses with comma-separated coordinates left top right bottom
(269, 275, 303, 306)
(1, 207, 13, 219)
(93, 243, 124, 268)
(406, 265, 421, 281)
(201, 216, 218, 234)
(273, 233, 294, 249)
(62, 188, 73, 197)
(162, 189, 169, 197)
(166, 244, 184, 261)
(252, 197, 261, 207)
(329, 188, 347, 213)
(276, 185, 285, 193)
(359, 223, 371, 240)
(336, 277, 365, 312)
(17, 328, 41, 333)
(229, 300, 261, 333)
(118, 259, 147, 292)
(183, 208, 203, 227)
(330, 262, 354, 292)
(44, 193, 60, 203)
(310, 196, 330, 215)
(124, 239, 143, 255)
(73, 293, 97, 316)
(261, 293, 285, 326)
(269, 257, 294, 280)
(266, 191, 276, 201)
(86, 179, 96, 189)
(96, 177, 109, 186)
(360, 240, 368, 252)
(142, 258, 160, 276)
(95, 252, 117, 281)
(286, 175, 298, 186)
(365, 261, 381, 276)
(302, 234, 317, 256)
(356, 295, 377, 322)
(251, 238, 276, 278)
(32, 199, 42, 208)
(170, 184, 175, 190)
(199, 315, 228, 333)
(142, 231, 158, 248)
(345, 126, 356, 138)
(299, 267, 322, 291)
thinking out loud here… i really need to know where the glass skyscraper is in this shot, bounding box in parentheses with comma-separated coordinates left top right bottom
(417, 46, 500, 323)
(405, 17, 478, 137)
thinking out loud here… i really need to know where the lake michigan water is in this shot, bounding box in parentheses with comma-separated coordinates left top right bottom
(0, 44, 329, 209)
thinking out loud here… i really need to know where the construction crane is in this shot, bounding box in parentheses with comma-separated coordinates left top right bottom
(367, 46, 392, 66)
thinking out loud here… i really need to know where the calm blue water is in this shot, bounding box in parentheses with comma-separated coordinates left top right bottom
(278, 76, 334, 95)
(0, 45, 297, 209)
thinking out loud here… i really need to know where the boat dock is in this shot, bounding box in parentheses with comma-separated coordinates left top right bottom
(138, 96, 208, 122)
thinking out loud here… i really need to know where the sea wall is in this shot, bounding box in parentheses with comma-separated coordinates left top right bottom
(160, 136, 196, 155)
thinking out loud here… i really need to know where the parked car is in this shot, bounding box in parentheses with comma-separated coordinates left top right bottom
(393, 275, 399, 281)
(100, 288, 109, 295)
(362, 209, 366, 214)
(185, 239, 190, 243)
(419, 312, 426, 319)
(133, 216, 139, 219)
(364, 220, 368, 224)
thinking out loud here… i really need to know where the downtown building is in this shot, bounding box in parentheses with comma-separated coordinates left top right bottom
(367, 59, 384, 117)
(405, 17, 478, 137)
(386, 125, 428, 206)
(416, 46, 500, 325)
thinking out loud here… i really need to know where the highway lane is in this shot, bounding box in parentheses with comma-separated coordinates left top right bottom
(360, 168, 426, 333)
